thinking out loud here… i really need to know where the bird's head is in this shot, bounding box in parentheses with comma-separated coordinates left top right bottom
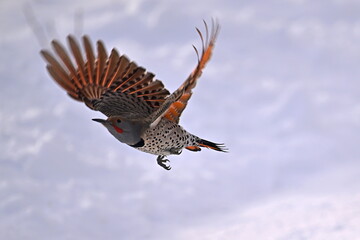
(92, 116, 143, 145)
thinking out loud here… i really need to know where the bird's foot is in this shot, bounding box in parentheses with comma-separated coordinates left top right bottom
(157, 155, 171, 170)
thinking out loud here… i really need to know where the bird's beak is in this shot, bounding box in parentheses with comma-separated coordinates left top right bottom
(92, 118, 107, 124)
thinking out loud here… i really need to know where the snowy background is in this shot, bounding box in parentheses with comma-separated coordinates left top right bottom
(1, 0, 360, 239)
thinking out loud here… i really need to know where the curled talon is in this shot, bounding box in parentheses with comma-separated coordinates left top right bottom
(157, 155, 172, 170)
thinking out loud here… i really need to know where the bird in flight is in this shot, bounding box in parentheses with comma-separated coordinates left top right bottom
(41, 20, 226, 170)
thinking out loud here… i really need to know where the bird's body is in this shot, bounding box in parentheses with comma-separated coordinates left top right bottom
(41, 20, 226, 170)
(136, 118, 206, 156)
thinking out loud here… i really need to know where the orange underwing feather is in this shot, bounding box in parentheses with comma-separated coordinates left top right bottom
(163, 20, 220, 123)
(123, 62, 138, 79)
(96, 40, 107, 86)
(41, 35, 171, 112)
(41, 51, 74, 89)
(172, 102, 185, 110)
(102, 49, 120, 88)
(136, 89, 169, 97)
(120, 67, 146, 93)
(46, 65, 75, 93)
(125, 72, 154, 92)
(113, 62, 138, 92)
(107, 55, 129, 88)
(83, 35, 95, 84)
(68, 36, 87, 86)
(51, 40, 82, 89)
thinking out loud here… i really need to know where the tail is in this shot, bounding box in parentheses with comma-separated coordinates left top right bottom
(186, 138, 227, 152)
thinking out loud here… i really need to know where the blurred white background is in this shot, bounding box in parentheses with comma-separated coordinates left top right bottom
(1, 0, 360, 239)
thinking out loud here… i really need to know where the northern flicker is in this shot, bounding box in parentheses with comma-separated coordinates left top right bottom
(41, 20, 226, 170)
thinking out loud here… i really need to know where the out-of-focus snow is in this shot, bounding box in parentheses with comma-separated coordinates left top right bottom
(1, 0, 360, 239)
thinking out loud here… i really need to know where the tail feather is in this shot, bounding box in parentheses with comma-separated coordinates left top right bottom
(197, 138, 227, 152)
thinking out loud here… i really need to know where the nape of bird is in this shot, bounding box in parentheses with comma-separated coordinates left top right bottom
(41, 20, 227, 170)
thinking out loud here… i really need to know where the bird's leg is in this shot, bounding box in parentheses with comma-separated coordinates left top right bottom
(157, 155, 171, 170)
(169, 148, 182, 155)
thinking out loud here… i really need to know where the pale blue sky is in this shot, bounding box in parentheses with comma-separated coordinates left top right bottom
(1, 0, 360, 239)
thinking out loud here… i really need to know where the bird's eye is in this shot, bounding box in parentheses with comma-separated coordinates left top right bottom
(117, 119, 121, 123)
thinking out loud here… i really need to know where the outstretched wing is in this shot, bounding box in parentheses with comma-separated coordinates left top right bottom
(41, 35, 170, 118)
(147, 20, 220, 126)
